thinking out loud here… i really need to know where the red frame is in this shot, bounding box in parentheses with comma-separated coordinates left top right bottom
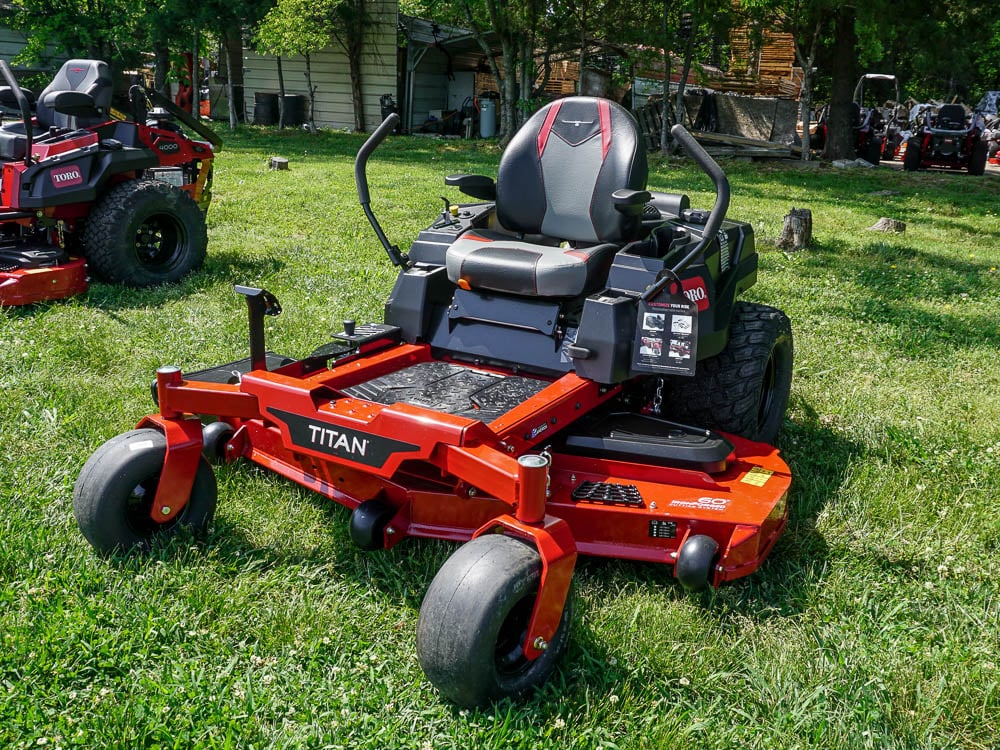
(145, 340, 791, 661)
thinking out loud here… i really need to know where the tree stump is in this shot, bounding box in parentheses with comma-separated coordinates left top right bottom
(269, 157, 289, 171)
(776, 207, 813, 250)
(867, 217, 905, 233)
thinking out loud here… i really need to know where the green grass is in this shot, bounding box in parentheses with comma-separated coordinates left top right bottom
(2, 127, 999, 749)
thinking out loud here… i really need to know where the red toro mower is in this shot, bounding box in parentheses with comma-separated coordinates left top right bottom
(0, 58, 220, 307)
(903, 103, 988, 175)
(74, 97, 794, 706)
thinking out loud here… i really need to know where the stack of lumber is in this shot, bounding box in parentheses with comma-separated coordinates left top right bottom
(689, 129, 792, 159)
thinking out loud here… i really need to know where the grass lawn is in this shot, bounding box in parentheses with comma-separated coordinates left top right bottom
(1, 126, 998, 749)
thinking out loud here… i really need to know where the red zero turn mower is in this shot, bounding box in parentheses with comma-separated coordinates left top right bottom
(903, 103, 988, 175)
(74, 97, 794, 706)
(0, 59, 220, 306)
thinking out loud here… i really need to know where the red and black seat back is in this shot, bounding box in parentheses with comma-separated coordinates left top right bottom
(36, 59, 113, 130)
(496, 97, 647, 244)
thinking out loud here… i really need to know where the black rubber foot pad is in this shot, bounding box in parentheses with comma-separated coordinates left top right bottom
(344, 361, 548, 421)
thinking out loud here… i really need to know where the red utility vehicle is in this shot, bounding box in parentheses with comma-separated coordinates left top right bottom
(74, 98, 794, 707)
(0, 59, 220, 306)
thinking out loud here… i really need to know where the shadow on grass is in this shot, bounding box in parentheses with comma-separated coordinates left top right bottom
(786, 237, 999, 357)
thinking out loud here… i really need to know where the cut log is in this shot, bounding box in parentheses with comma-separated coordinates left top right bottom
(776, 207, 813, 250)
(868, 217, 906, 233)
(269, 157, 289, 170)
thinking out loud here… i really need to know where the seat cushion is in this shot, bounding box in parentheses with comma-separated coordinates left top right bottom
(446, 228, 617, 297)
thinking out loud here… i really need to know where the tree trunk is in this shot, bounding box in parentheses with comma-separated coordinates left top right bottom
(675, 18, 696, 129)
(499, 38, 518, 146)
(348, 40, 365, 132)
(192, 29, 200, 117)
(305, 53, 318, 135)
(825, 6, 857, 160)
(154, 43, 170, 96)
(799, 69, 812, 160)
(277, 56, 286, 129)
(223, 36, 237, 131)
(660, 1, 672, 155)
(223, 28, 245, 128)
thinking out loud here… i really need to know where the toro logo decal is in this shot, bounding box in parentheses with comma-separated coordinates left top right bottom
(680, 277, 710, 311)
(50, 165, 83, 188)
(267, 407, 420, 469)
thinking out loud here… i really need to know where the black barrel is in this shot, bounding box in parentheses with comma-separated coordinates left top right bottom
(281, 94, 304, 126)
(253, 92, 278, 125)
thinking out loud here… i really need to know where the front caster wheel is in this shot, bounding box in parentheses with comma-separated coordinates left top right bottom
(676, 534, 719, 591)
(417, 534, 573, 707)
(73, 428, 217, 555)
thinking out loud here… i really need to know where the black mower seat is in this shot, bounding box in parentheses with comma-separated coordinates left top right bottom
(446, 96, 646, 297)
(928, 104, 969, 135)
(36, 59, 112, 130)
(447, 229, 618, 297)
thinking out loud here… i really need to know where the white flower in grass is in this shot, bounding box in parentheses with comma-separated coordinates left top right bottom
(553, 717, 566, 730)
(679, 676, 691, 686)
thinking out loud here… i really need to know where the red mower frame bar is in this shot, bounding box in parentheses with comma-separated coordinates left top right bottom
(141, 290, 790, 661)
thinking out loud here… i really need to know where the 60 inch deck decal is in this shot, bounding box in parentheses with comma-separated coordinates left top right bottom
(267, 408, 420, 468)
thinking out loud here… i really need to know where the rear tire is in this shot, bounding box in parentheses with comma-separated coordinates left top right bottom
(664, 301, 793, 444)
(968, 139, 988, 176)
(417, 534, 573, 707)
(903, 137, 922, 171)
(74, 428, 217, 554)
(83, 179, 207, 286)
(863, 136, 882, 165)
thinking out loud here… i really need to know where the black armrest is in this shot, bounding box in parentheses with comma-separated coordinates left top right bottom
(42, 90, 101, 118)
(445, 173, 496, 201)
(612, 188, 651, 217)
(0, 86, 35, 109)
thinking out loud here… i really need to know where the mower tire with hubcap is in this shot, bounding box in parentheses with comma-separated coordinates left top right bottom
(417, 534, 574, 707)
(82, 179, 207, 286)
(73, 428, 217, 554)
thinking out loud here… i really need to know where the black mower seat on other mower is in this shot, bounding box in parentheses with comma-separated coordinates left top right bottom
(928, 104, 969, 135)
(35, 59, 113, 131)
(446, 96, 647, 298)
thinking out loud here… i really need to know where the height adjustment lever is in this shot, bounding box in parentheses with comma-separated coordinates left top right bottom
(235, 285, 282, 372)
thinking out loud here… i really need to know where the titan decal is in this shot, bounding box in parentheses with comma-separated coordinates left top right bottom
(267, 407, 420, 468)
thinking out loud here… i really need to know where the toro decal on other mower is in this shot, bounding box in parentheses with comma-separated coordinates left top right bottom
(50, 164, 84, 188)
(267, 407, 420, 468)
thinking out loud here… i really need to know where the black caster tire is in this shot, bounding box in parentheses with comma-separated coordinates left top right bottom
(417, 534, 573, 707)
(73, 428, 217, 555)
(82, 179, 207, 287)
(863, 137, 882, 166)
(676, 534, 719, 591)
(664, 301, 793, 444)
(349, 498, 396, 551)
(968, 140, 988, 176)
(903, 138, 922, 171)
(201, 421, 235, 462)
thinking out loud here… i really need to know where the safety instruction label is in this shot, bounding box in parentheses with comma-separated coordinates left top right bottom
(740, 466, 774, 486)
(631, 293, 698, 377)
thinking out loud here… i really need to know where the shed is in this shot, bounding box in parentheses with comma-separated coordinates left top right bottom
(241, 0, 398, 131)
(399, 14, 499, 134)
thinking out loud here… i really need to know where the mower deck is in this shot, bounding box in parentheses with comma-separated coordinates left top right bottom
(0, 257, 87, 306)
(156, 336, 790, 586)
